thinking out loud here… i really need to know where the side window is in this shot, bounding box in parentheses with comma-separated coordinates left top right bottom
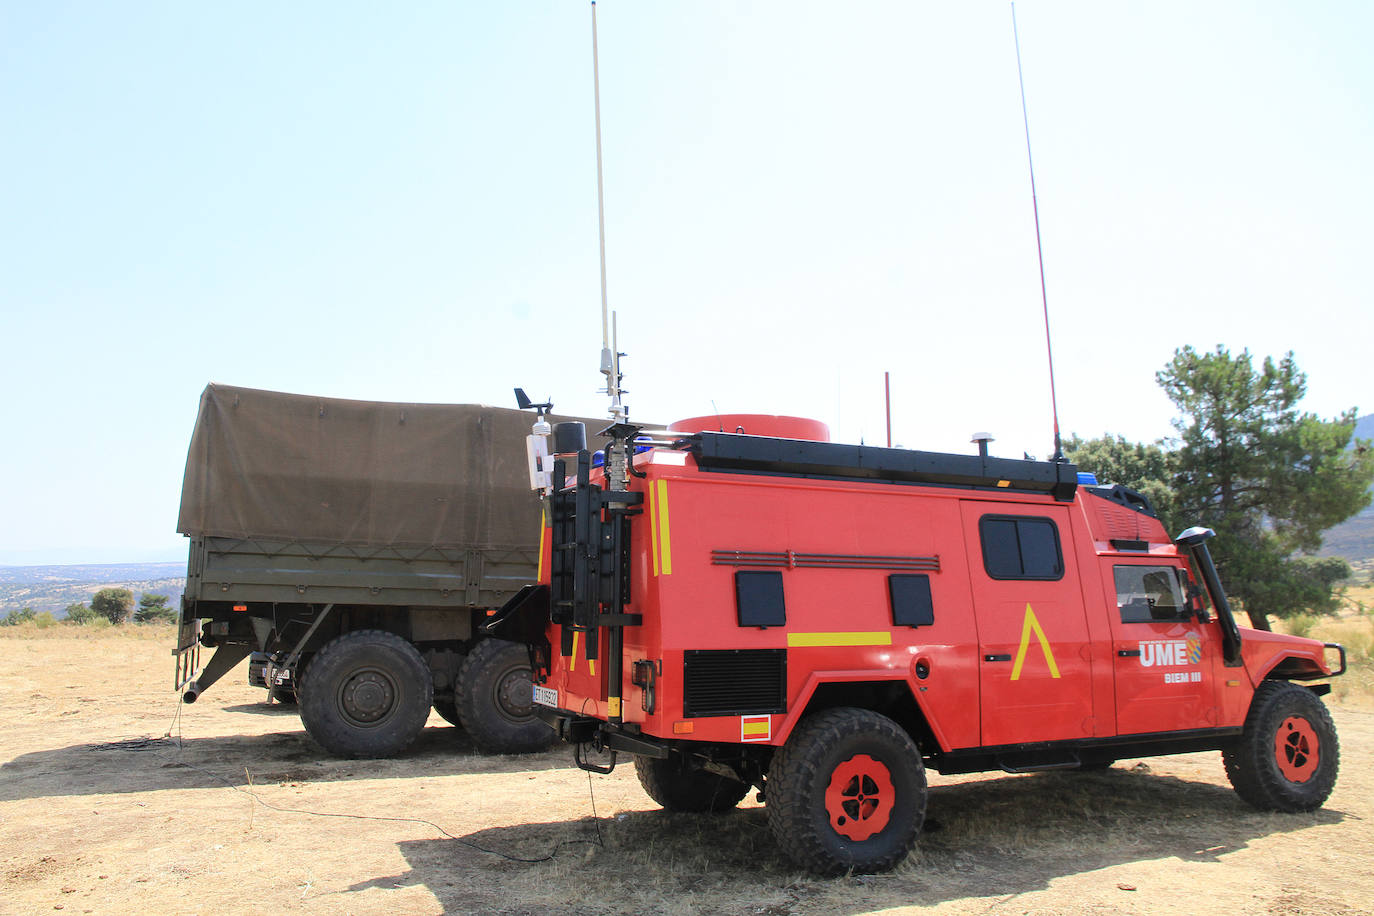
(1114, 565, 1188, 623)
(889, 574, 935, 627)
(980, 515, 1064, 580)
(735, 571, 786, 628)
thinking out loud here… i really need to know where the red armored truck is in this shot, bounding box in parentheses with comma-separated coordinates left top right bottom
(489, 413, 1345, 875)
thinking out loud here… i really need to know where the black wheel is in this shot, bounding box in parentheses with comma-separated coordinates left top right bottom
(432, 696, 462, 728)
(635, 754, 751, 813)
(767, 707, 926, 876)
(1223, 681, 1339, 812)
(454, 638, 555, 754)
(297, 630, 432, 758)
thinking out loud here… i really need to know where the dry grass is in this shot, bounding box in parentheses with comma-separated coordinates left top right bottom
(1306, 616, 1374, 704)
(0, 619, 175, 640)
(2, 631, 1372, 914)
(1337, 582, 1374, 616)
(1276, 585, 1374, 704)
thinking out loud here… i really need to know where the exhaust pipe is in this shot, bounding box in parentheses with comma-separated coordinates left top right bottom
(182, 681, 202, 703)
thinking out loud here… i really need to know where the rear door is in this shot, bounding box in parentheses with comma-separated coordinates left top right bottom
(961, 502, 1096, 747)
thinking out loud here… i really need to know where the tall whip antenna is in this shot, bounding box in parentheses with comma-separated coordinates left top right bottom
(591, 1, 624, 423)
(884, 371, 892, 448)
(1011, 3, 1063, 462)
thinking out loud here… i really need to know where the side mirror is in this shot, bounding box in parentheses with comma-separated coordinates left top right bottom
(1178, 569, 1210, 623)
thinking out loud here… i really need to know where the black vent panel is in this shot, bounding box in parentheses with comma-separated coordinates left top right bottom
(682, 649, 787, 718)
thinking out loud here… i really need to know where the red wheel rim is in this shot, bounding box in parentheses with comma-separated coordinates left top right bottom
(1273, 716, 1320, 783)
(825, 754, 895, 841)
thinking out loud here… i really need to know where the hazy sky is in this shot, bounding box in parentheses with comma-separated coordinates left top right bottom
(2, 2, 1371, 565)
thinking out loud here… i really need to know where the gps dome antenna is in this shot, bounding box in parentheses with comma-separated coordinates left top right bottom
(1012, 3, 1064, 463)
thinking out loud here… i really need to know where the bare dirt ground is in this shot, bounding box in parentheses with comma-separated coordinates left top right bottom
(2, 628, 1372, 916)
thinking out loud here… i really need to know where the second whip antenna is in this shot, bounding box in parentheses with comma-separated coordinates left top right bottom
(1011, 3, 1064, 462)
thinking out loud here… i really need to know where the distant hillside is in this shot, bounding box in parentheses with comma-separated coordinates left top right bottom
(1319, 412, 1374, 574)
(1357, 413, 1374, 445)
(0, 562, 184, 616)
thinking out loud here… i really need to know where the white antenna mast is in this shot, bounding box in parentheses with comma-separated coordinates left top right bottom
(589, 1, 635, 496)
(591, 1, 624, 424)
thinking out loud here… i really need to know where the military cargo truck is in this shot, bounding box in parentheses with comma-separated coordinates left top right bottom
(174, 383, 598, 758)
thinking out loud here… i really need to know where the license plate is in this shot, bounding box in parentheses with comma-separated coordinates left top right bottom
(532, 685, 558, 708)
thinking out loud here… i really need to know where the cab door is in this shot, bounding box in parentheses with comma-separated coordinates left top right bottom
(1106, 562, 1218, 735)
(961, 502, 1097, 747)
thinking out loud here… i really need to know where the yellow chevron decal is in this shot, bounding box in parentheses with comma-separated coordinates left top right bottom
(1011, 603, 1061, 680)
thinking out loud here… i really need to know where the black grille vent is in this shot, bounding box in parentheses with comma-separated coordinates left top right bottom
(682, 649, 786, 718)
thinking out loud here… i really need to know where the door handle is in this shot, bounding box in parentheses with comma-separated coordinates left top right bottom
(984, 653, 1012, 662)
(1117, 649, 1141, 657)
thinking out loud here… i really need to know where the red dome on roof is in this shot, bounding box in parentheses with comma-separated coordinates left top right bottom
(668, 414, 830, 441)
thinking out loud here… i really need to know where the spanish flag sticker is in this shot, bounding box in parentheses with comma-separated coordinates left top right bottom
(741, 715, 772, 743)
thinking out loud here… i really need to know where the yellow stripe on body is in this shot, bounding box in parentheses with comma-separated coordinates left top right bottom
(537, 519, 547, 582)
(656, 479, 672, 575)
(568, 629, 596, 676)
(742, 720, 770, 737)
(786, 631, 893, 648)
(648, 480, 661, 576)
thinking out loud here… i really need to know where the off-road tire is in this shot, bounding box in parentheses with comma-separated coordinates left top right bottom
(454, 638, 554, 754)
(298, 630, 433, 759)
(1223, 680, 1339, 812)
(432, 697, 462, 728)
(767, 707, 926, 876)
(635, 754, 751, 813)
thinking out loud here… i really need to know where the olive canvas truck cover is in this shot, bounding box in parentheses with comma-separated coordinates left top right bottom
(177, 383, 543, 551)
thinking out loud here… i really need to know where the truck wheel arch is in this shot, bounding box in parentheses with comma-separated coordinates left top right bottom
(779, 672, 942, 755)
(1258, 654, 1330, 682)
